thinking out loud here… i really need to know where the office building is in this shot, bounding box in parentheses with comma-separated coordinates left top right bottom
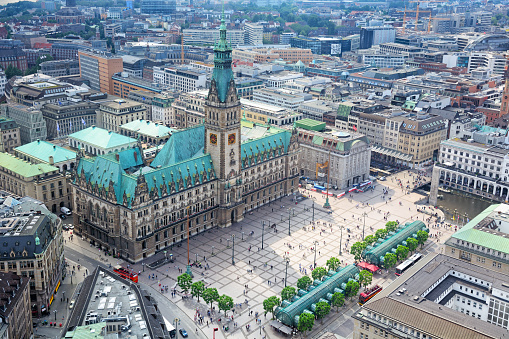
(291, 36, 350, 56)
(141, 0, 176, 16)
(171, 90, 208, 128)
(153, 66, 207, 93)
(152, 92, 176, 126)
(362, 53, 405, 68)
(0, 197, 64, 317)
(70, 18, 300, 262)
(353, 253, 509, 339)
(233, 47, 313, 64)
(183, 28, 245, 47)
(41, 100, 98, 140)
(0, 117, 20, 153)
(241, 98, 301, 126)
(68, 126, 138, 156)
(296, 124, 371, 189)
(253, 88, 312, 110)
(40, 59, 79, 77)
(0, 48, 27, 73)
(1, 104, 47, 144)
(0, 70, 6, 97)
(50, 43, 84, 60)
(359, 26, 396, 49)
(112, 73, 164, 99)
(0, 272, 31, 339)
(244, 23, 263, 46)
(96, 98, 147, 133)
(78, 50, 123, 95)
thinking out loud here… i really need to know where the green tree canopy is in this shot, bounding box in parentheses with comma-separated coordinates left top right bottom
(396, 245, 409, 261)
(297, 312, 314, 335)
(326, 257, 341, 271)
(385, 221, 398, 233)
(311, 267, 327, 281)
(203, 287, 219, 310)
(190, 281, 205, 302)
(217, 295, 234, 316)
(281, 286, 296, 301)
(177, 273, 192, 294)
(5, 65, 23, 79)
(314, 301, 331, 324)
(331, 292, 345, 312)
(406, 237, 418, 253)
(384, 253, 397, 269)
(364, 235, 376, 246)
(297, 276, 312, 290)
(358, 270, 373, 289)
(416, 230, 429, 248)
(263, 296, 281, 319)
(375, 228, 388, 240)
(350, 241, 367, 262)
(345, 280, 360, 300)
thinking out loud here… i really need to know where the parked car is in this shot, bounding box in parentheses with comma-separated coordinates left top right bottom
(60, 207, 72, 216)
(62, 225, 69, 231)
(68, 225, 74, 230)
(179, 329, 188, 338)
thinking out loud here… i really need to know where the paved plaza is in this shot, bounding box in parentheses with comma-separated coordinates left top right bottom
(62, 170, 458, 339)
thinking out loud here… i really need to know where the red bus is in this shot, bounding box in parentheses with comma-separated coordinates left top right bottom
(113, 265, 138, 283)
(358, 285, 382, 305)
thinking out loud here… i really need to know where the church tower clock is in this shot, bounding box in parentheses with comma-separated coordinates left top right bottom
(204, 11, 243, 227)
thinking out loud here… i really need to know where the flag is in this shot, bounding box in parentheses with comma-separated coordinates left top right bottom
(352, 125, 357, 131)
(56, 123, 60, 131)
(58, 101, 62, 105)
(82, 118, 86, 126)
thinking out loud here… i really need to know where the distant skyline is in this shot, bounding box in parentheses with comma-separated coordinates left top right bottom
(1, 0, 37, 5)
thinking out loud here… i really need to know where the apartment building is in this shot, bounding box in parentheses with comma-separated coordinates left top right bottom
(0, 152, 70, 212)
(151, 92, 176, 126)
(78, 50, 123, 95)
(96, 98, 147, 133)
(0, 272, 31, 338)
(171, 90, 207, 128)
(0, 198, 64, 318)
(0, 117, 20, 153)
(244, 23, 263, 45)
(153, 66, 207, 93)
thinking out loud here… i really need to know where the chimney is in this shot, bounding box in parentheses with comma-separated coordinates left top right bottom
(49, 156, 54, 165)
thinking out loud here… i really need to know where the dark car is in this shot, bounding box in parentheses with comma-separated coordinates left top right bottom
(60, 214, 67, 219)
(62, 225, 69, 231)
(179, 329, 188, 338)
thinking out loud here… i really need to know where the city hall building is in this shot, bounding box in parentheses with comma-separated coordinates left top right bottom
(70, 19, 300, 262)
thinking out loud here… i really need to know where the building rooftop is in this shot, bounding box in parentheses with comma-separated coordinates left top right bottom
(120, 120, 173, 138)
(100, 99, 145, 111)
(0, 153, 58, 178)
(69, 126, 138, 149)
(15, 140, 76, 164)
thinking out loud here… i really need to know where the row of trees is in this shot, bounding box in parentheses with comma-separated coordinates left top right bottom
(5, 54, 54, 80)
(177, 273, 234, 316)
(263, 256, 371, 336)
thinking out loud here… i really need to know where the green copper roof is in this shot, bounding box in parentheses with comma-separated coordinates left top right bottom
(120, 120, 173, 138)
(15, 140, 76, 164)
(0, 152, 58, 177)
(449, 204, 509, 254)
(70, 126, 137, 149)
(211, 12, 234, 103)
(295, 119, 326, 131)
(151, 125, 205, 168)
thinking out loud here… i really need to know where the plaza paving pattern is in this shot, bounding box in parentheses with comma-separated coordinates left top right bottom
(119, 170, 454, 339)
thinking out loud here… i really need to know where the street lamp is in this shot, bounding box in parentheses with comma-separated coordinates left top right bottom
(174, 318, 180, 336)
(362, 212, 367, 241)
(186, 207, 192, 277)
(195, 253, 198, 264)
(261, 221, 265, 250)
(231, 235, 235, 265)
(211, 246, 214, 255)
(339, 225, 344, 255)
(54, 309, 57, 321)
(313, 241, 318, 268)
(312, 201, 315, 222)
(142, 263, 145, 272)
(288, 209, 291, 236)
(284, 257, 290, 287)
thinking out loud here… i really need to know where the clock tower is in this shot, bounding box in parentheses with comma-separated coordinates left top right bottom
(204, 12, 243, 227)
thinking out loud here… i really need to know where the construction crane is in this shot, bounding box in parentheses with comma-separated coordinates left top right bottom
(403, 5, 407, 35)
(427, 13, 450, 33)
(410, 0, 446, 32)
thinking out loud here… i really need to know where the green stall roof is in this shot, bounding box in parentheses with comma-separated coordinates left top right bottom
(294, 118, 326, 132)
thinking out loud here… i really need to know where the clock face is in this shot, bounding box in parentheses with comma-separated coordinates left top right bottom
(228, 133, 236, 145)
(210, 133, 217, 145)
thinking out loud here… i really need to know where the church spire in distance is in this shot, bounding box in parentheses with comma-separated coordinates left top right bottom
(211, 0, 234, 103)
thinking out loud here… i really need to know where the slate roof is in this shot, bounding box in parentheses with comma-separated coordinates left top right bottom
(15, 140, 76, 164)
(69, 126, 137, 149)
(0, 153, 58, 178)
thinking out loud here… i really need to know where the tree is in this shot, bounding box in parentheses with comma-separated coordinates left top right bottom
(363, 235, 376, 246)
(177, 273, 192, 295)
(396, 245, 409, 261)
(217, 295, 234, 316)
(350, 241, 367, 262)
(384, 253, 397, 270)
(406, 237, 418, 253)
(331, 292, 345, 312)
(375, 229, 388, 240)
(263, 296, 281, 319)
(385, 221, 398, 233)
(203, 287, 219, 310)
(326, 257, 341, 271)
(281, 286, 296, 301)
(5, 65, 23, 79)
(416, 230, 429, 248)
(358, 270, 373, 289)
(297, 276, 312, 290)
(190, 281, 205, 302)
(345, 280, 360, 300)
(311, 267, 327, 281)
(314, 301, 331, 324)
(297, 312, 314, 336)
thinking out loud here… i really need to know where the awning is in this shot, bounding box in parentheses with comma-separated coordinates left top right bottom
(270, 321, 293, 335)
(371, 145, 413, 162)
(358, 261, 380, 273)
